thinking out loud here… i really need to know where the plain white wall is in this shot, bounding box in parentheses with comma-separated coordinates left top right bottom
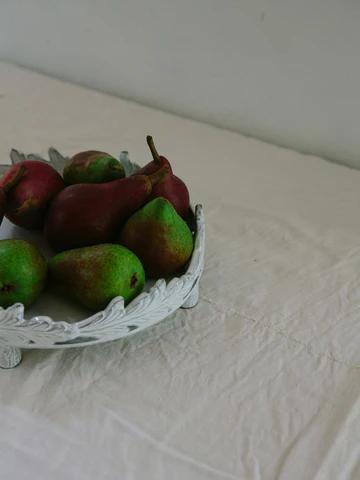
(1, 0, 360, 168)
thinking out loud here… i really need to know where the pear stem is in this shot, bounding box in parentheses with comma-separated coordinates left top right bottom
(146, 136, 162, 165)
(148, 164, 170, 186)
(2, 165, 26, 193)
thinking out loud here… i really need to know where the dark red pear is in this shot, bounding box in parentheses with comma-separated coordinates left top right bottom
(140, 136, 190, 218)
(0, 160, 65, 229)
(135, 137, 172, 175)
(45, 166, 169, 252)
(0, 166, 26, 227)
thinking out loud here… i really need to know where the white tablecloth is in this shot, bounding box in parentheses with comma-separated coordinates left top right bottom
(0, 62, 359, 480)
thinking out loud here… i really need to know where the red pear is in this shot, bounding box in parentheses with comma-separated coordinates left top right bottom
(138, 136, 190, 218)
(0, 160, 65, 229)
(45, 166, 169, 252)
(0, 166, 26, 227)
(135, 139, 172, 176)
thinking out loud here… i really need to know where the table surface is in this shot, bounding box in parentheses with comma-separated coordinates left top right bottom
(0, 62, 359, 480)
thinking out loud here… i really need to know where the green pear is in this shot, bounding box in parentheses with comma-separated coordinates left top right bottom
(63, 150, 125, 184)
(119, 197, 194, 278)
(0, 239, 47, 308)
(49, 244, 145, 310)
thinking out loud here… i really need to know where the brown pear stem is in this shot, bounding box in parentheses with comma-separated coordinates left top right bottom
(2, 165, 26, 193)
(146, 136, 162, 165)
(148, 164, 170, 186)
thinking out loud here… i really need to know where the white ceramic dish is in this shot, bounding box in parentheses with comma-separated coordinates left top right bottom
(0, 149, 205, 368)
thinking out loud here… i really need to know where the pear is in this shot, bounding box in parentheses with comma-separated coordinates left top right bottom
(45, 165, 169, 252)
(49, 244, 145, 310)
(63, 150, 125, 185)
(0, 160, 65, 230)
(136, 137, 172, 175)
(119, 198, 193, 278)
(0, 239, 47, 308)
(134, 136, 190, 218)
(0, 165, 26, 227)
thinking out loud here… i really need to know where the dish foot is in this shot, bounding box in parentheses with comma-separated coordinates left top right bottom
(0, 346, 22, 369)
(182, 284, 199, 309)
